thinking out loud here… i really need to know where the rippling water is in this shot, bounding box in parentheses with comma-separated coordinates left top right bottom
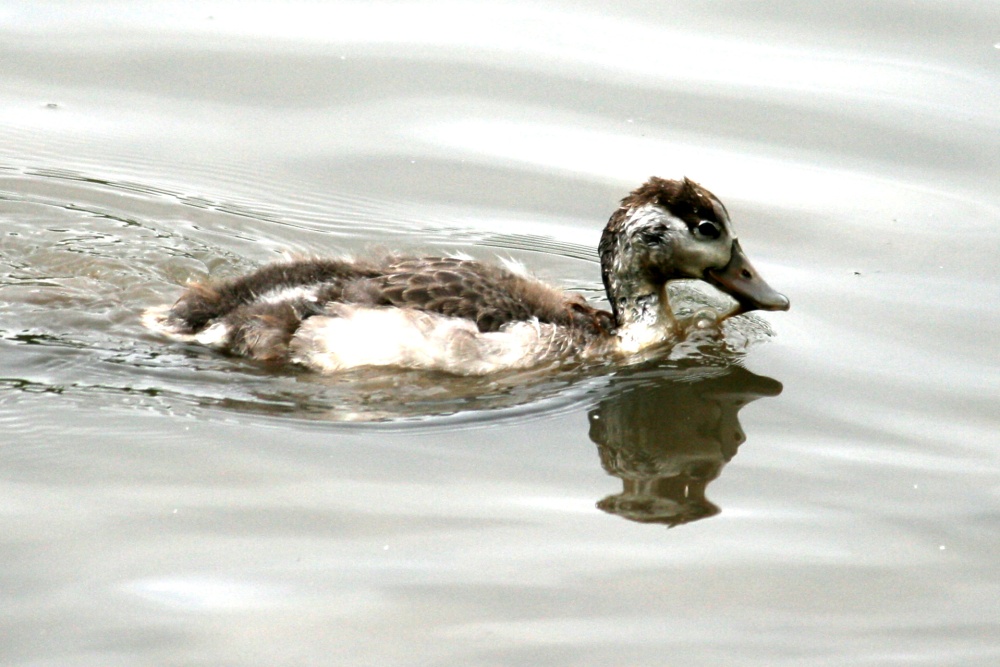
(2, 2, 999, 665)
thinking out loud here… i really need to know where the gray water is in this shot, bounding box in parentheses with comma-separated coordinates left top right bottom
(2, 2, 999, 665)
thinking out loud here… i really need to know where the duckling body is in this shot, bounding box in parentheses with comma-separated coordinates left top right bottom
(144, 177, 788, 374)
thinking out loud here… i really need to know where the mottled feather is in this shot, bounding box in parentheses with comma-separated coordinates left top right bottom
(152, 255, 613, 363)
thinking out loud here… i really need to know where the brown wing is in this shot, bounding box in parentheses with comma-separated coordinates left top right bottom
(163, 256, 613, 341)
(344, 257, 613, 335)
(372, 258, 535, 332)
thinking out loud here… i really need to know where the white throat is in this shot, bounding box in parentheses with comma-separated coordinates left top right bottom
(613, 285, 678, 354)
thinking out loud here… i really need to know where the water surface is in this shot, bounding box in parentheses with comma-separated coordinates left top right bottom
(2, 1, 999, 665)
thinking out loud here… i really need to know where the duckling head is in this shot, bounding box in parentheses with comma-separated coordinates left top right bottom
(599, 177, 789, 331)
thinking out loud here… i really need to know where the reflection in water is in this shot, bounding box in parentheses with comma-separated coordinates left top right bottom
(1, 166, 786, 525)
(0, 166, 783, 426)
(588, 363, 782, 527)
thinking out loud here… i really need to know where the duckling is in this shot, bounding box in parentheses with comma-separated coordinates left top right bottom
(143, 177, 788, 374)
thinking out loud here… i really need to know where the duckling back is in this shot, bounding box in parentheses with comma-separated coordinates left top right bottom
(143, 257, 614, 374)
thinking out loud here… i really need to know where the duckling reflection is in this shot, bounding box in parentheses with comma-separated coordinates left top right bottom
(588, 364, 781, 527)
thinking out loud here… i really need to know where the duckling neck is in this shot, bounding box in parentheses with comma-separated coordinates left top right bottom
(613, 284, 679, 354)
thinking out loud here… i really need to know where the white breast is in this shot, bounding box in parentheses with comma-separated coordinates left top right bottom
(288, 304, 576, 376)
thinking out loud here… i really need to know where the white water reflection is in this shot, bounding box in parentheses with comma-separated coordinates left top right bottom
(417, 118, 900, 208)
(130, 578, 274, 611)
(8, 2, 997, 113)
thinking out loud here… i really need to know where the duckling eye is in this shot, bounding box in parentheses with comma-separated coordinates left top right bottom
(696, 220, 720, 239)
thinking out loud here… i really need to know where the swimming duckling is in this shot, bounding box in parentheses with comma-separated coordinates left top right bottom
(143, 177, 788, 374)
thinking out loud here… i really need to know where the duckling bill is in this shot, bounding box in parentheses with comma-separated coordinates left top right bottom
(144, 177, 788, 374)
